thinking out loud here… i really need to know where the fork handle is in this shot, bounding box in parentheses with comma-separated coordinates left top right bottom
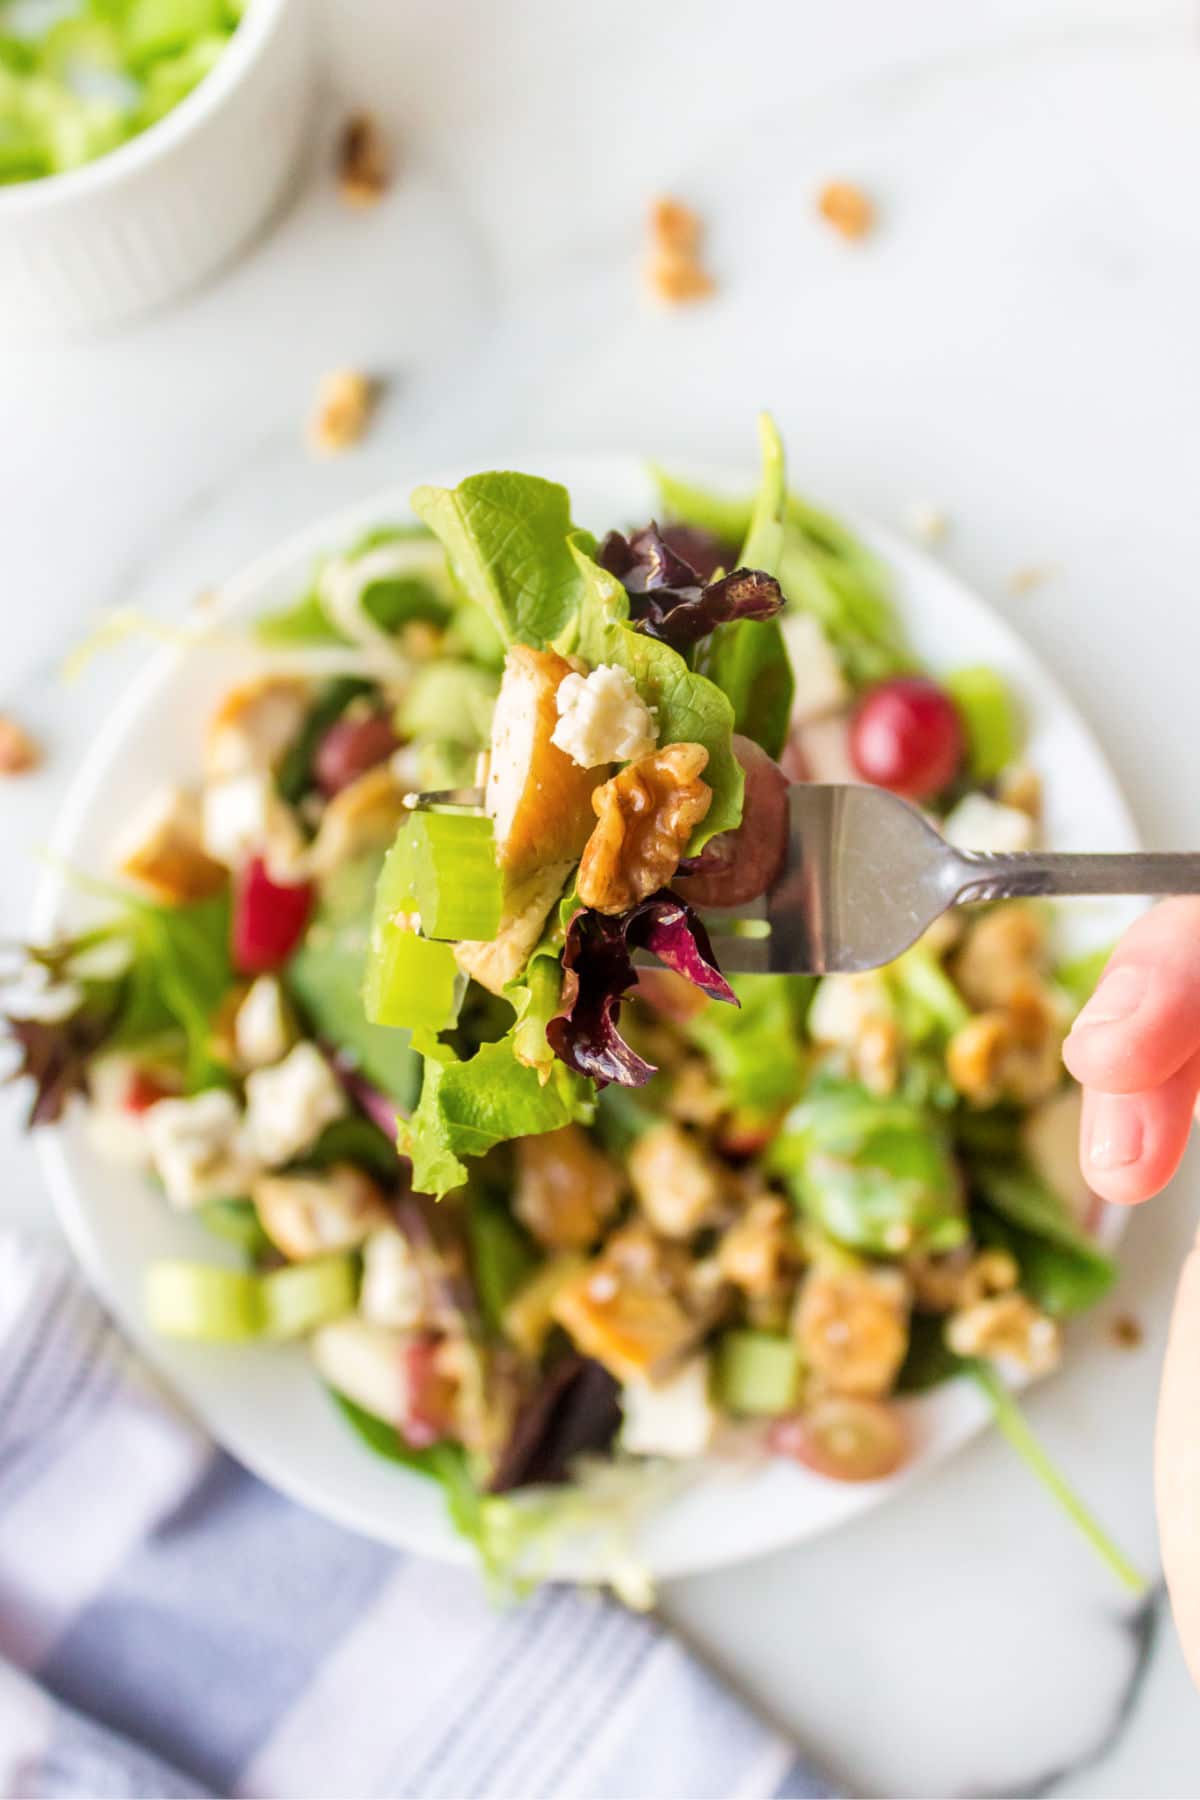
(950, 850, 1200, 906)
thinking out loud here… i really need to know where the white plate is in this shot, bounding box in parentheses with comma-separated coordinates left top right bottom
(33, 455, 1141, 1579)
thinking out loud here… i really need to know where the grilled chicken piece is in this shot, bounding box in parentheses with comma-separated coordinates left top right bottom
(514, 1124, 622, 1251)
(486, 646, 603, 880)
(551, 1222, 726, 1382)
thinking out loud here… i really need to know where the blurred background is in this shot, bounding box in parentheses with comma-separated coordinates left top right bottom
(3, 1, 1200, 1793)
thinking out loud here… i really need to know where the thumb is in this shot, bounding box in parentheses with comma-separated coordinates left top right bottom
(1156, 1231, 1200, 1685)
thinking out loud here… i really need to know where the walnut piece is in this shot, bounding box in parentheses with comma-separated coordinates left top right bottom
(551, 1222, 726, 1382)
(794, 1262, 911, 1399)
(628, 1120, 726, 1239)
(909, 1247, 1018, 1314)
(953, 904, 1047, 1010)
(646, 196, 715, 306)
(946, 1292, 1061, 1375)
(717, 1196, 796, 1300)
(577, 741, 711, 914)
(308, 370, 377, 455)
(817, 180, 875, 240)
(0, 715, 40, 776)
(337, 112, 390, 207)
(947, 981, 1066, 1107)
(514, 1124, 622, 1252)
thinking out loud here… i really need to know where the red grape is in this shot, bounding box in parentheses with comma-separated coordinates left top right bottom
(232, 856, 315, 974)
(849, 676, 963, 800)
(314, 712, 399, 797)
(768, 1396, 908, 1483)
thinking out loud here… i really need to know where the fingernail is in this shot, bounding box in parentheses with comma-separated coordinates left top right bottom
(1070, 965, 1147, 1034)
(1089, 1097, 1143, 1171)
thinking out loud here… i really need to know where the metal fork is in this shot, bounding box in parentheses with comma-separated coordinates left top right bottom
(405, 783, 1200, 975)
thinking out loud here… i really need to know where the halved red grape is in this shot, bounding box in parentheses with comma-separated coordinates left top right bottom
(399, 1335, 457, 1449)
(123, 1069, 175, 1114)
(849, 676, 963, 800)
(674, 734, 789, 908)
(314, 712, 399, 797)
(768, 1396, 908, 1482)
(232, 856, 315, 974)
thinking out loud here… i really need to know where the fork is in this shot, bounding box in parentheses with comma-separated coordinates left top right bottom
(405, 783, 1200, 975)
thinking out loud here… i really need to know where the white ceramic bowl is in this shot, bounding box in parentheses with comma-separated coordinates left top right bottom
(32, 455, 1144, 1580)
(0, 0, 315, 335)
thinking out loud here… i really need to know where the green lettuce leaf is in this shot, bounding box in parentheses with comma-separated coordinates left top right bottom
(684, 972, 811, 1113)
(411, 472, 587, 650)
(404, 1033, 592, 1197)
(572, 542, 743, 845)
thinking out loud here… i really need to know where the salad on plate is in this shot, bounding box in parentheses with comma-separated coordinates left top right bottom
(2, 417, 1139, 1594)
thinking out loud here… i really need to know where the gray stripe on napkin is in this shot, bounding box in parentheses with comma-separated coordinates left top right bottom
(38, 1457, 399, 1794)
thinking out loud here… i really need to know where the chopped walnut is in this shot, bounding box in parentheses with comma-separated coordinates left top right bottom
(952, 904, 1047, 1011)
(646, 196, 715, 305)
(119, 786, 228, 905)
(513, 1125, 622, 1252)
(857, 1016, 901, 1097)
(502, 1253, 588, 1358)
(668, 1058, 727, 1127)
(946, 1292, 1061, 1375)
(946, 987, 1064, 1108)
(308, 370, 377, 455)
(817, 180, 875, 240)
(794, 1262, 911, 1399)
(717, 1196, 797, 1299)
(1110, 1313, 1144, 1350)
(337, 111, 390, 207)
(551, 1221, 727, 1382)
(909, 1247, 1019, 1314)
(0, 715, 40, 775)
(628, 1120, 727, 1239)
(577, 742, 711, 914)
(997, 764, 1043, 821)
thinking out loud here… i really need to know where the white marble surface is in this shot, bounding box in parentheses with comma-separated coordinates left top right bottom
(4, 1, 1200, 1792)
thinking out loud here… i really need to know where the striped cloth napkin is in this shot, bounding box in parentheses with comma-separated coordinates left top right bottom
(0, 1234, 834, 1800)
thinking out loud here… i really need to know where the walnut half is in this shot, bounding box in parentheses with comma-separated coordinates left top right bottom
(577, 742, 711, 914)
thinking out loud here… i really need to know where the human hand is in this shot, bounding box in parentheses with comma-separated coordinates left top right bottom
(1063, 899, 1200, 1682)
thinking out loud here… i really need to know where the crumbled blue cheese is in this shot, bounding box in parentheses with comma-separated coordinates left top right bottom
(244, 1043, 348, 1167)
(620, 1356, 716, 1458)
(143, 1089, 259, 1209)
(360, 1228, 427, 1330)
(201, 772, 307, 877)
(234, 976, 293, 1069)
(550, 664, 658, 768)
(254, 1166, 385, 1260)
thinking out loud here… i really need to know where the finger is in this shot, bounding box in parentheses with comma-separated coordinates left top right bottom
(1157, 1232, 1200, 1688)
(1063, 899, 1200, 1095)
(1078, 1047, 1200, 1206)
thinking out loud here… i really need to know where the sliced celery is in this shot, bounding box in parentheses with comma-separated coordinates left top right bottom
(946, 666, 1021, 782)
(364, 828, 460, 1033)
(714, 1331, 801, 1416)
(262, 1255, 357, 1340)
(407, 811, 502, 943)
(145, 1260, 264, 1340)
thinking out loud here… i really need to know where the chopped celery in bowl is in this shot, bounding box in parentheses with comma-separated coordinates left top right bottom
(0, 0, 242, 183)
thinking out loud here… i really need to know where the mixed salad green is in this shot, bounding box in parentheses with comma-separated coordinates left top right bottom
(1, 418, 1141, 1596)
(0, 0, 243, 183)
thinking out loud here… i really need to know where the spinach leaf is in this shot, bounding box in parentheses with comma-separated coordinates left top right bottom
(466, 1191, 538, 1333)
(304, 1115, 403, 1185)
(286, 856, 422, 1109)
(896, 1312, 965, 1393)
(685, 972, 811, 1113)
(969, 1159, 1116, 1318)
(771, 1080, 967, 1255)
(412, 472, 586, 650)
(572, 542, 743, 846)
